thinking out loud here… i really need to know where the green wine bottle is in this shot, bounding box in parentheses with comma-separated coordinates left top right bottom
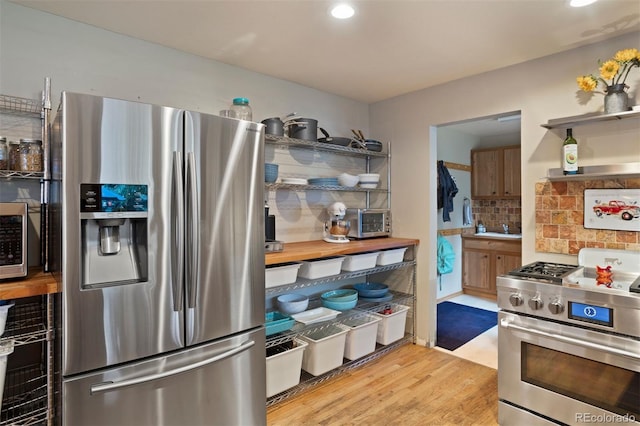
(563, 128, 578, 175)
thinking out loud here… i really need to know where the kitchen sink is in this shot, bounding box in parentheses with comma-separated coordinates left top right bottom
(474, 232, 522, 239)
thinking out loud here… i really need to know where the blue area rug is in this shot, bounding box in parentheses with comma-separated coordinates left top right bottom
(436, 301, 498, 351)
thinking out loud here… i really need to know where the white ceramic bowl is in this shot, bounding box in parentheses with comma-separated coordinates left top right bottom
(358, 173, 380, 183)
(276, 293, 309, 315)
(337, 173, 359, 187)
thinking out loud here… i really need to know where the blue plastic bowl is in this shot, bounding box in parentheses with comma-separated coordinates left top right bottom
(322, 298, 357, 311)
(353, 282, 389, 298)
(276, 293, 309, 315)
(321, 289, 358, 302)
(265, 163, 279, 183)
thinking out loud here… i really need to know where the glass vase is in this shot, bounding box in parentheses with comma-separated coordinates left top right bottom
(604, 84, 629, 114)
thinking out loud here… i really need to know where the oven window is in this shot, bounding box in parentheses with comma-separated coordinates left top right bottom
(361, 213, 383, 233)
(522, 343, 639, 417)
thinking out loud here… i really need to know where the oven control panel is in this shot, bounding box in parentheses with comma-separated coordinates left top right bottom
(497, 275, 640, 338)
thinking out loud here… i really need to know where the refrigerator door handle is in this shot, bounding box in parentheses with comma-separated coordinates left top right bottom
(172, 151, 185, 312)
(185, 151, 199, 309)
(89, 339, 256, 394)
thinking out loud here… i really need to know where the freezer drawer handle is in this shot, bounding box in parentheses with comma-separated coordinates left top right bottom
(500, 318, 639, 360)
(89, 339, 256, 394)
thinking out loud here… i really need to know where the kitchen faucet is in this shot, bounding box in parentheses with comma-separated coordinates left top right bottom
(502, 223, 509, 234)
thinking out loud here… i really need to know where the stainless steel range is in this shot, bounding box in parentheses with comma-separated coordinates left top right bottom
(497, 248, 640, 426)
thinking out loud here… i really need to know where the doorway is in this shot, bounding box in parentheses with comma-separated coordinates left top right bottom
(431, 111, 521, 366)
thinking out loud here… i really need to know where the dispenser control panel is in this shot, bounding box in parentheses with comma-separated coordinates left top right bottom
(81, 184, 148, 213)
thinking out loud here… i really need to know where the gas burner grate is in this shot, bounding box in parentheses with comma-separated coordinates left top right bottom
(508, 261, 581, 283)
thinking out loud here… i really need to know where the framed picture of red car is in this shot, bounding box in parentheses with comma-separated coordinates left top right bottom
(584, 189, 640, 232)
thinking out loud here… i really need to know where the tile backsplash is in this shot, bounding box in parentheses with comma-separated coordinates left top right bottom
(472, 199, 522, 233)
(535, 178, 640, 255)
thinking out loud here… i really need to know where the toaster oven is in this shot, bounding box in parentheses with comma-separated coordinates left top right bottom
(344, 208, 391, 239)
(0, 202, 28, 279)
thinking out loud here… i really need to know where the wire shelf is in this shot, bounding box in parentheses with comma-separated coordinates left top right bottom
(1, 302, 48, 346)
(266, 336, 412, 407)
(0, 170, 44, 180)
(265, 261, 416, 295)
(265, 135, 387, 158)
(265, 182, 388, 193)
(266, 291, 413, 348)
(0, 95, 42, 118)
(0, 364, 48, 425)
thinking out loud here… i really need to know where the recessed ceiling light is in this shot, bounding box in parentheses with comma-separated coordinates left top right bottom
(570, 0, 598, 7)
(331, 4, 355, 19)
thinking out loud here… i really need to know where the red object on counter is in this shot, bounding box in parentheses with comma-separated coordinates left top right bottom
(596, 265, 613, 288)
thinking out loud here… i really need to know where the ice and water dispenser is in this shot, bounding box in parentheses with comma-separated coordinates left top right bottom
(80, 184, 148, 287)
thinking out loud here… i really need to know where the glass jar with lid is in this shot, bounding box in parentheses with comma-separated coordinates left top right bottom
(19, 138, 43, 172)
(0, 137, 7, 170)
(8, 141, 21, 170)
(230, 97, 252, 121)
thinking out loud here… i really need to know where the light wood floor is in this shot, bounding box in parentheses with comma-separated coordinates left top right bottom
(267, 343, 498, 426)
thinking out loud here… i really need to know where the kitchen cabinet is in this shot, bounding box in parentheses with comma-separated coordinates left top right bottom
(541, 110, 640, 180)
(264, 238, 418, 406)
(462, 236, 521, 297)
(471, 145, 521, 199)
(0, 86, 55, 425)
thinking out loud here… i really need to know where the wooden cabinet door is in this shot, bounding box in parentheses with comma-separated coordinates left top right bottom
(495, 252, 522, 290)
(503, 146, 521, 197)
(471, 149, 500, 198)
(462, 249, 492, 293)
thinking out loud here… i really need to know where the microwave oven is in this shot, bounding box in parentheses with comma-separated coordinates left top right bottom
(0, 202, 28, 279)
(344, 208, 391, 239)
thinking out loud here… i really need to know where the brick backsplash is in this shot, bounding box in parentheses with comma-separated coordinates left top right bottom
(472, 199, 522, 233)
(535, 178, 640, 255)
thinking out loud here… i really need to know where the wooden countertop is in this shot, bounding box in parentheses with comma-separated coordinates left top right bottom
(0, 267, 59, 300)
(1, 237, 419, 298)
(265, 237, 420, 265)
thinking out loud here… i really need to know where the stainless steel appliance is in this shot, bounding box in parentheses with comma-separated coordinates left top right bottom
(51, 92, 266, 425)
(343, 208, 391, 239)
(0, 202, 28, 279)
(497, 249, 640, 425)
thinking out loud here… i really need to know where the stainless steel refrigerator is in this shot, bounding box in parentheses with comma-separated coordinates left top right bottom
(50, 92, 266, 425)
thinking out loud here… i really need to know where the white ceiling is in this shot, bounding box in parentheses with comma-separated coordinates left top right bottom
(11, 0, 640, 105)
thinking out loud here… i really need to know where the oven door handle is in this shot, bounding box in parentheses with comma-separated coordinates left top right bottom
(500, 318, 640, 360)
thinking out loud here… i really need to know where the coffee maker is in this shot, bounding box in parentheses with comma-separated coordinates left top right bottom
(323, 202, 350, 244)
(80, 183, 149, 288)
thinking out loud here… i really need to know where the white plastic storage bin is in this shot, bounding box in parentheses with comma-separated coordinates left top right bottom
(371, 304, 410, 345)
(376, 247, 408, 266)
(0, 302, 15, 337)
(298, 256, 345, 279)
(0, 340, 15, 410)
(265, 262, 301, 288)
(341, 252, 379, 272)
(266, 338, 308, 398)
(339, 314, 381, 360)
(299, 325, 349, 376)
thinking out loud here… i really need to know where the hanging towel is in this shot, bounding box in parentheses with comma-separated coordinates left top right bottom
(437, 235, 455, 275)
(437, 161, 458, 222)
(463, 197, 472, 226)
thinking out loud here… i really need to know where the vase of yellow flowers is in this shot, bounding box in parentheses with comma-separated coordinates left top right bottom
(604, 83, 628, 114)
(576, 48, 640, 114)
